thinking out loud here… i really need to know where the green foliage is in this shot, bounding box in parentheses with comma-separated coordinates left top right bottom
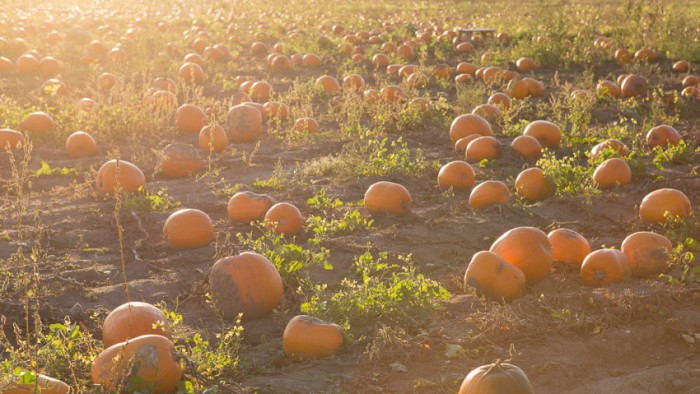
(537, 151, 599, 198)
(122, 187, 181, 212)
(307, 188, 343, 211)
(652, 140, 692, 169)
(307, 210, 374, 242)
(33, 161, 77, 177)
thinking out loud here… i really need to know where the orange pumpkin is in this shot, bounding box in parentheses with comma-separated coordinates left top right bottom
(92, 335, 182, 394)
(372, 53, 390, 68)
(489, 227, 553, 284)
(596, 80, 621, 98)
(459, 360, 535, 394)
(178, 62, 204, 84)
(16, 54, 39, 75)
(682, 75, 699, 88)
(175, 104, 208, 134)
(3, 373, 70, 394)
(97, 73, 117, 91)
(250, 81, 273, 102)
(592, 158, 632, 189)
(396, 44, 414, 60)
(454, 134, 481, 152)
(672, 60, 689, 73)
(65, 131, 98, 158)
(547, 228, 590, 266)
(40, 78, 68, 95)
(580, 249, 631, 287)
(514, 168, 551, 201)
(510, 135, 543, 161)
(163, 208, 214, 249)
(488, 92, 511, 109)
(472, 104, 502, 120)
(303, 53, 322, 68)
(381, 85, 406, 102)
(225, 104, 263, 143)
(507, 79, 530, 99)
(19, 112, 55, 134)
(227, 191, 276, 223)
(294, 117, 320, 133)
(95, 159, 146, 195)
(316, 75, 341, 95)
(102, 302, 171, 347)
(469, 181, 511, 209)
(523, 77, 545, 97)
(614, 48, 631, 64)
(208, 252, 283, 319)
(464, 251, 526, 302)
(264, 202, 304, 236)
(621, 232, 673, 277)
(455, 42, 474, 54)
(639, 188, 692, 223)
(198, 124, 228, 153)
(645, 125, 681, 148)
(160, 143, 201, 178)
(515, 57, 536, 72)
(620, 74, 648, 98)
(449, 114, 494, 142)
(0, 128, 25, 149)
(465, 136, 501, 162)
(438, 161, 476, 191)
(364, 181, 412, 215)
(264, 101, 290, 120)
(590, 139, 628, 159)
(523, 120, 561, 149)
(682, 86, 700, 97)
(283, 315, 345, 359)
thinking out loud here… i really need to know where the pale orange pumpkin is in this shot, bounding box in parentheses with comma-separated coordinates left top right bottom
(199, 124, 228, 153)
(449, 114, 494, 142)
(469, 181, 511, 209)
(95, 159, 146, 195)
(0, 129, 25, 150)
(621, 232, 673, 277)
(510, 135, 543, 161)
(227, 191, 276, 223)
(160, 143, 201, 178)
(592, 158, 632, 189)
(65, 131, 98, 158)
(547, 228, 590, 266)
(264, 202, 304, 236)
(3, 373, 70, 394)
(514, 167, 551, 202)
(175, 104, 208, 134)
(364, 181, 412, 215)
(523, 120, 561, 149)
(464, 251, 526, 302)
(163, 208, 214, 249)
(489, 227, 553, 284)
(639, 188, 692, 223)
(438, 161, 476, 191)
(580, 249, 631, 287)
(225, 104, 263, 143)
(283, 315, 345, 359)
(465, 136, 501, 162)
(645, 125, 681, 148)
(102, 301, 171, 347)
(19, 112, 55, 134)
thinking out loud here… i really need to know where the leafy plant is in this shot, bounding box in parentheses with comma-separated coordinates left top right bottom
(34, 161, 77, 177)
(122, 187, 181, 211)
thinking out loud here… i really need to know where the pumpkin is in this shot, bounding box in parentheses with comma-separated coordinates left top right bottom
(464, 251, 526, 302)
(95, 159, 146, 195)
(514, 168, 551, 201)
(472, 104, 502, 120)
(456, 62, 477, 75)
(682, 86, 700, 97)
(682, 75, 699, 87)
(455, 73, 474, 85)
(198, 124, 228, 153)
(303, 53, 322, 68)
(590, 139, 628, 159)
(465, 136, 501, 162)
(596, 80, 621, 98)
(76, 97, 98, 112)
(3, 373, 70, 394)
(381, 85, 406, 102)
(459, 360, 535, 394)
(19, 112, 55, 134)
(545, 229, 590, 267)
(515, 57, 536, 72)
(580, 249, 631, 287)
(507, 79, 530, 99)
(264, 202, 304, 236)
(645, 125, 681, 148)
(482, 67, 502, 83)
(264, 101, 290, 120)
(490, 227, 553, 284)
(174, 104, 208, 134)
(102, 302, 171, 347)
(469, 181, 511, 209)
(592, 158, 632, 189)
(616, 74, 629, 86)
(614, 48, 631, 64)
(372, 53, 390, 68)
(163, 208, 214, 249)
(570, 89, 596, 105)
(270, 54, 292, 72)
(91, 335, 182, 394)
(523, 77, 545, 97)
(294, 117, 320, 133)
(455, 42, 474, 54)
(97, 73, 117, 91)
(639, 188, 692, 223)
(438, 161, 476, 191)
(488, 92, 511, 109)
(342, 74, 365, 91)
(225, 104, 263, 143)
(16, 54, 39, 75)
(152, 77, 177, 92)
(620, 74, 648, 98)
(209, 251, 283, 319)
(250, 81, 273, 102)
(396, 44, 414, 60)
(0, 128, 25, 149)
(251, 41, 268, 56)
(364, 181, 412, 215)
(0, 56, 13, 73)
(449, 114, 494, 142)
(227, 191, 276, 223)
(177, 62, 204, 84)
(316, 75, 341, 95)
(634, 48, 657, 62)
(523, 120, 561, 149)
(672, 60, 690, 73)
(510, 135, 543, 161)
(455, 134, 481, 152)
(621, 232, 673, 277)
(159, 143, 201, 178)
(148, 90, 178, 110)
(283, 315, 345, 359)
(65, 131, 98, 158)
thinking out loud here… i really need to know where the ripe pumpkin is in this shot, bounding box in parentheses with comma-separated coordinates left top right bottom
(515, 168, 551, 201)
(590, 139, 628, 159)
(381, 85, 406, 102)
(294, 117, 320, 133)
(199, 124, 228, 153)
(316, 75, 341, 95)
(614, 48, 631, 64)
(523, 120, 561, 149)
(3, 373, 70, 394)
(65, 131, 98, 158)
(455, 134, 481, 152)
(682, 75, 699, 88)
(449, 114, 494, 142)
(596, 80, 621, 98)
(672, 60, 690, 73)
(438, 161, 476, 191)
(249, 81, 272, 102)
(283, 315, 345, 359)
(95, 159, 146, 195)
(682, 86, 700, 97)
(227, 191, 276, 223)
(510, 135, 543, 161)
(472, 104, 502, 120)
(490, 227, 553, 284)
(209, 251, 283, 319)
(175, 104, 208, 134)
(544, 229, 590, 267)
(580, 249, 631, 287)
(97, 73, 117, 91)
(396, 44, 414, 60)
(372, 53, 390, 68)
(178, 62, 204, 84)
(645, 125, 681, 148)
(507, 79, 530, 99)
(465, 136, 501, 162)
(515, 57, 536, 72)
(303, 53, 322, 68)
(148, 90, 178, 110)
(639, 188, 692, 223)
(523, 77, 545, 97)
(225, 104, 263, 143)
(264, 101, 290, 120)
(456, 62, 477, 75)
(464, 251, 526, 302)
(163, 208, 214, 249)
(16, 54, 39, 75)
(343, 74, 365, 91)
(92, 335, 182, 394)
(469, 181, 511, 209)
(160, 143, 201, 178)
(455, 73, 474, 85)
(102, 302, 171, 347)
(364, 181, 412, 215)
(592, 158, 632, 189)
(19, 112, 55, 134)
(0, 129, 25, 149)
(459, 360, 535, 394)
(264, 202, 304, 236)
(620, 74, 648, 98)
(621, 232, 673, 277)
(488, 92, 511, 109)
(455, 42, 474, 54)
(40, 78, 68, 96)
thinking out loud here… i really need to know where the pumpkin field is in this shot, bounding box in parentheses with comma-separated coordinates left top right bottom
(1, 0, 700, 392)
